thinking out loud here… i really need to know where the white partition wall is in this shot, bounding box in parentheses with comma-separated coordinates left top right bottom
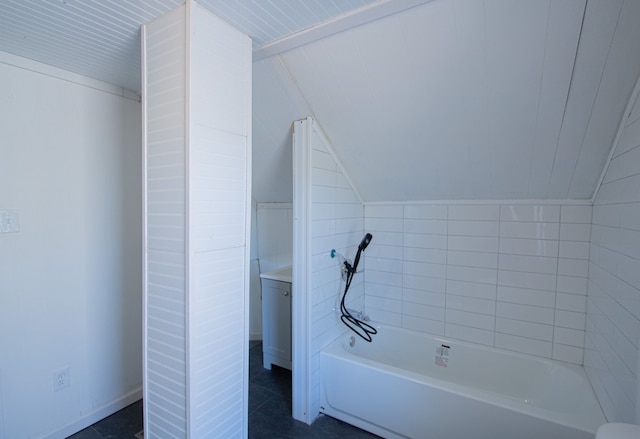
(142, 2, 252, 437)
(292, 117, 364, 422)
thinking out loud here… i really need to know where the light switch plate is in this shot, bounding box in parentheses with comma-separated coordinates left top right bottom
(0, 209, 19, 233)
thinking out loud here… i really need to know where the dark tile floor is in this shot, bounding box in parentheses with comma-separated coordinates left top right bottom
(67, 341, 379, 438)
(247, 341, 379, 439)
(66, 399, 143, 439)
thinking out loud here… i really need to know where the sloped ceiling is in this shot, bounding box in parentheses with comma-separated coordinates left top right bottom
(1, 0, 640, 203)
(257, 0, 640, 202)
(283, 0, 587, 201)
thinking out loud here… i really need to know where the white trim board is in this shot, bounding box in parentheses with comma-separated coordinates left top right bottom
(253, 0, 434, 61)
(291, 117, 312, 424)
(42, 389, 142, 439)
(139, 22, 150, 439)
(0, 49, 139, 100)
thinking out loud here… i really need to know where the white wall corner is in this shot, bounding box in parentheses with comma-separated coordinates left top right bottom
(591, 73, 640, 203)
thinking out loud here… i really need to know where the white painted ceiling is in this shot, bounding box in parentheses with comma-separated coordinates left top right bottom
(0, 0, 385, 92)
(1, 0, 640, 202)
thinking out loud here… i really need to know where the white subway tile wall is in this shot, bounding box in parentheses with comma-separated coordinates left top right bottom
(364, 203, 591, 364)
(586, 95, 640, 423)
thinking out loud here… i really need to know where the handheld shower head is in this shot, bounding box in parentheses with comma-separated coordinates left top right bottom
(351, 233, 373, 273)
(359, 233, 373, 251)
(340, 232, 378, 342)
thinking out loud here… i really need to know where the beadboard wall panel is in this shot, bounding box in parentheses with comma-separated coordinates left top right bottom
(187, 4, 251, 437)
(143, 6, 188, 438)
(308, 125, 364, 417)
(143, 3, 250, 437)
(293, 118, 364, 421)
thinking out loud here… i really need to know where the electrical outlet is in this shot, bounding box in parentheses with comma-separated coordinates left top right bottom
(53, 367, 70, 392)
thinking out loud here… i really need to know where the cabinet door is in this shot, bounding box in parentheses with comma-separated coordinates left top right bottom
(262, 280, 291, 363)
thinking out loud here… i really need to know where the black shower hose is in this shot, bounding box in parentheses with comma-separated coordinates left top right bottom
(340, 265, 377, 342)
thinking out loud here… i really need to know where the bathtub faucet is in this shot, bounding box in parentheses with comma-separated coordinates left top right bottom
(347, 308, 370, 321)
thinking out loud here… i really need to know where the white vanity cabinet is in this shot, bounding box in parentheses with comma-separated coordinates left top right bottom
(260, 266, 292, 370)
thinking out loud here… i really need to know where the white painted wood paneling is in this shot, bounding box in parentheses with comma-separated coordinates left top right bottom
(201, 0, 379, 48)
(280, 0, 594, 201)
(549, 0, 623, 198)
(143, 3, 251, 437)
(251, 0, 435, 61)
(253, 0, 640, 204)
(569, 0, 640, 196)
(0, 0, 382, 92)
(293, 117, 365, 421)
(190, 247, 246, 437)
(526, 1, 585, 198)
(190, 127, 248, 252)
(292, 118, 313, 423)
(188, 4, 251, 437)
(143, 6, 188, 438)
(484, 0, 548, 199)
(450, 0, 491, 199)
(0, 0, 183, 92)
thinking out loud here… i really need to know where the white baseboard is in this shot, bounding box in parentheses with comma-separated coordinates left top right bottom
(41, 387, 142, 439)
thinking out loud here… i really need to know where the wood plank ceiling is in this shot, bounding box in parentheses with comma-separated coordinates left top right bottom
(1, 0, 639, 202)
(0, 0, 382, 92)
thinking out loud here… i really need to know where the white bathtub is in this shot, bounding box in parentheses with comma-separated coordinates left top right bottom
(319, 325, 606, 439)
